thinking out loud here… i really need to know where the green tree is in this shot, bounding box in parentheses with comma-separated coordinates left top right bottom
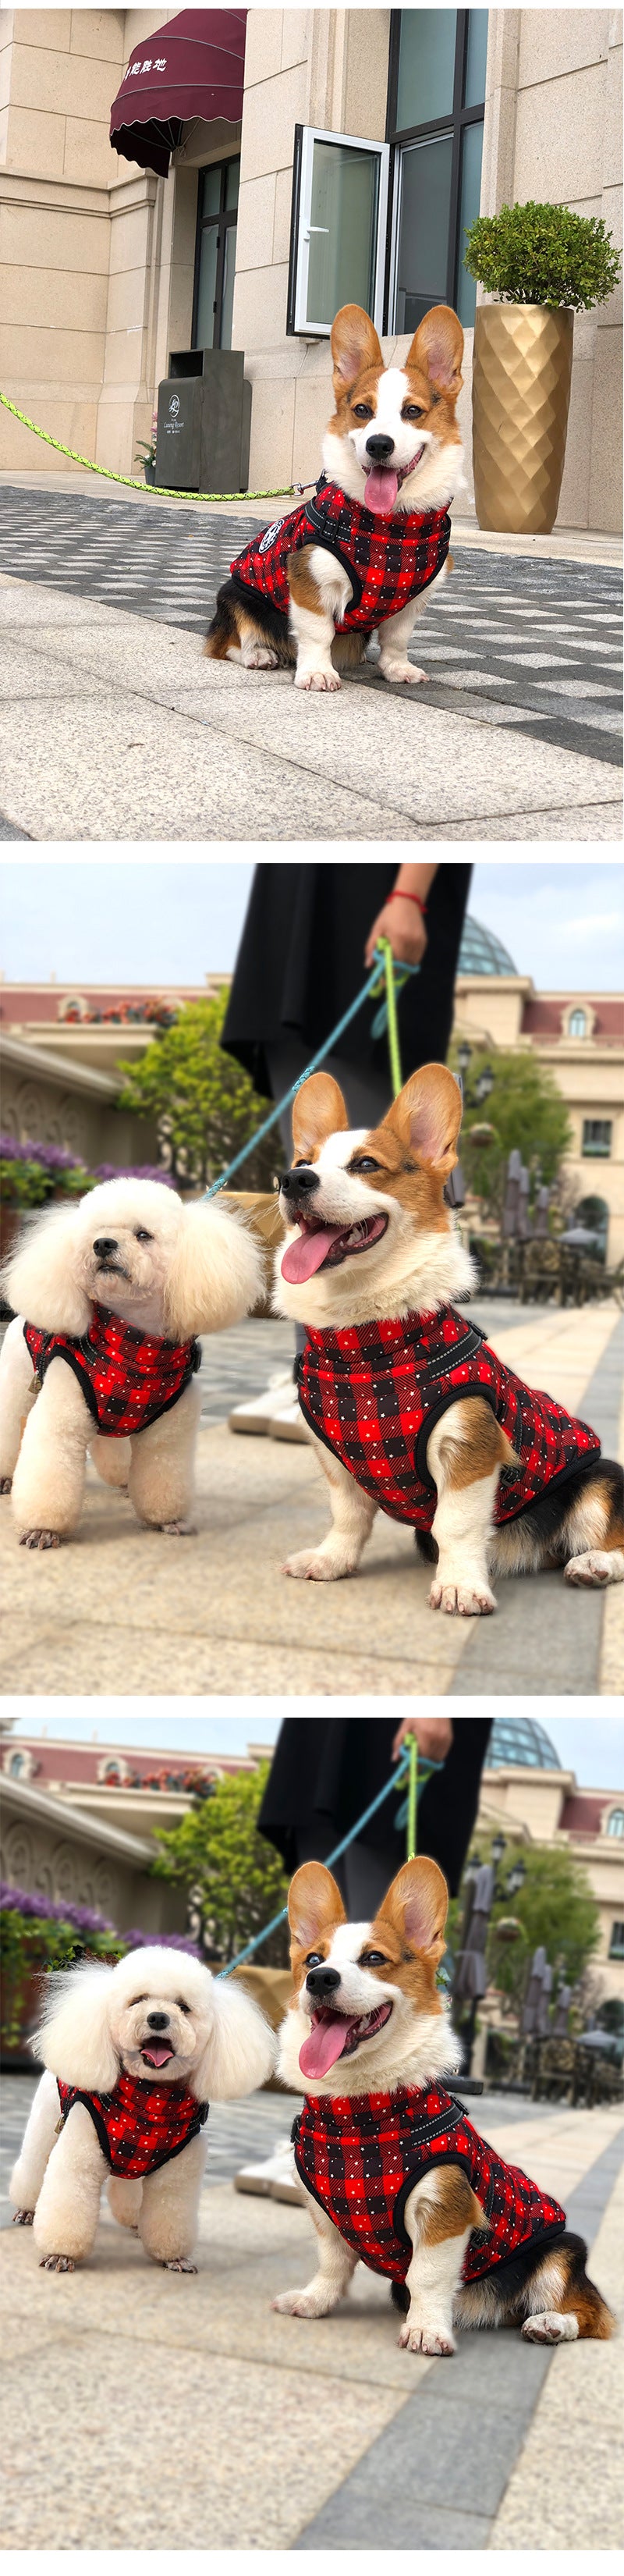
(447, 1838, 601, 2026)
(451, 1043, 573, 1228)
(116, 991, 275, 1192)
(151, 1764, 290, 1965)
(463, 201, 621, 311)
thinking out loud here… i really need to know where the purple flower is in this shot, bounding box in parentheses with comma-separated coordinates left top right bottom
(0, 1883, 114, 1932)
(122, 1929, 202, 1956)
(0, 1138, 80, 1172)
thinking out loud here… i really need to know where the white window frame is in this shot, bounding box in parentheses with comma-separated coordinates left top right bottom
(289, 125, 390, 338)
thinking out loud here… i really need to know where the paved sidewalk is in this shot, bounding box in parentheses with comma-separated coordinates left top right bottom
(1, 1299, 622, 1700)
(1, 2083, 622, 2550)
(0, 481, 621, 838)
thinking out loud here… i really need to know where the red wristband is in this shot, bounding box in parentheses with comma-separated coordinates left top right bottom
(387, 889, 427, 918)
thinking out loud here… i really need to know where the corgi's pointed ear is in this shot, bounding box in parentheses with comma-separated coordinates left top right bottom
(407, 304, 464, 399)
(383, 1063, 463, 1178)
(288, 1863, 346, 1954)
(331, 303, 382, 398)
(291, 1071, 349, 1162)
(379, 1857, 448, 1962)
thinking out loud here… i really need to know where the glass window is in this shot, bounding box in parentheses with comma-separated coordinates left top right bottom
(395, 135, 453, 333)
(193, 158, 240, 351)
(288, 126, 389, 336)
(396, 9, 457, 129)
(464, 8, 489, 108)
(569, 1009, 587, 1036)
(609, 1920, 624, 1956)
(582, 1121, 612, 1157)
(456, 116, 484, 325)
(388, 11, 488, 329)
(607, 1811, 624, 1839)
(308, 140, 381, 326)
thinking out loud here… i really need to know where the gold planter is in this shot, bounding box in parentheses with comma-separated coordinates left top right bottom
(472, 305, 573, 535)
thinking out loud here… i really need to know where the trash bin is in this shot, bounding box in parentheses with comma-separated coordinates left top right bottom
(155, 347, 251, 495)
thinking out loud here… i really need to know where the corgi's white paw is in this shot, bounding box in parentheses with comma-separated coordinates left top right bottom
(523, 2311, 578, 2343)
(242, 643, 278, 668)
(428, 1577, 496, 1617)
(283, 1547, 342, 1580)
(565, 1549, 623, 1587)
(295, 669, 342, 692)
(380, 660, 427, 685)
(271, 2285, 333, 2318)
(399, 2318, 456, 2356)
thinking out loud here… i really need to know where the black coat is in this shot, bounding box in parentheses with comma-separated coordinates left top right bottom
(257, 1719, 492, 1899)
(221, 863, 472, 1100)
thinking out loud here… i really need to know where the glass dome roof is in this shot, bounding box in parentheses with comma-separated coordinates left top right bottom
(458, 915, 517, 975)
(488, 1717, 561, 1771)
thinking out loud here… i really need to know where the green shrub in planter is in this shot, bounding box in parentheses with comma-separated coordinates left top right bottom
(464, 200, 621, 311)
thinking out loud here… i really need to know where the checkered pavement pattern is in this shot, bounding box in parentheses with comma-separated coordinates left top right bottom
(1, 483, 621, 766)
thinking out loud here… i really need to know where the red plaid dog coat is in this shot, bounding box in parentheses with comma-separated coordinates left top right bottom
(292, 2086, 566, 2286)
(296, 1306, 601, 1530)
(23, 1305, 200, 1440)
(229, 478, 451, 634)
(56, 2071, 208, 2178)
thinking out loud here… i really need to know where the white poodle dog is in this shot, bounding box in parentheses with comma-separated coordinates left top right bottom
(10, 1945, 275, 2272)
(0, 1175, 263, 1546)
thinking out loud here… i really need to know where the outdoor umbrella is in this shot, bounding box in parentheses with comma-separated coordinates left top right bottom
(110, 9, 247, 179)
(522, 1945, 550, 2037)
(452, 1861, 496, 2006)
(552, 1983, 572, 2036)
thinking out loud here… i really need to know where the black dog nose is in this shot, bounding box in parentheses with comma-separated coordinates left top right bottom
(365, 434, 395, 460)
(306, 1966, 342, 1999)
(146, 2011, 169, 2030)
(93, 1235, 119, 1258)
(279, 1167, 320, 1202)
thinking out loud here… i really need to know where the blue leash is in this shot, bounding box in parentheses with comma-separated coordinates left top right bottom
(202, 948, 420, 1200)
(217, 1750, 441, 1979)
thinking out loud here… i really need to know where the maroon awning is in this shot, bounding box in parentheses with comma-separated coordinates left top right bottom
(110, 8, 247, 178)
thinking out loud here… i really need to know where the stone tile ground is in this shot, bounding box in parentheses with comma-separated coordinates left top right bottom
(1, 2080, 622, 2551)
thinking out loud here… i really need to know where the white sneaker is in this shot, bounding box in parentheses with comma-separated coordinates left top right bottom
(269, 1399, 313, 1444)
(229, 1370, 295, 1434)
(234, 2139, 304, 2202)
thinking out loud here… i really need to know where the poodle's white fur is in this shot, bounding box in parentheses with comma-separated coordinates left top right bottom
(10, 1945, 275, 2272)
(0, 1177, 263, 1545)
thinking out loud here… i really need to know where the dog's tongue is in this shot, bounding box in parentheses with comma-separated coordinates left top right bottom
(143, 2045, 172, 2069)
(282, 1225, 345, 1284)
(299, 2013, 354, 2079)
(364, 464, 399, 513)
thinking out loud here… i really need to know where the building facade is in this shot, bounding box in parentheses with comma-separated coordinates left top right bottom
(1, 9, 622, 531)
(4, 1721, 623, 2005)
(2, 936, 622, 1256)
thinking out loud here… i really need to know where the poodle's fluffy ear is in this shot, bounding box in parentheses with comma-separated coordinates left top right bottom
(191, 1974, 276, 2102)
(2, 1206, 90, 1333)
(33, 1963, 119, 2091)
(163, 1201, 264, 1341)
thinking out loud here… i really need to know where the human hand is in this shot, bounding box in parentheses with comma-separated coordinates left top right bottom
(392, 1717, 453, 1763)
(364, 897, 428, 971)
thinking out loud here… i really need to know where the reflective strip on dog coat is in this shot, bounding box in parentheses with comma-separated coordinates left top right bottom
(292, 2086, 566, 2284)
(23, 1305, 201, 1439)
(229, 478, 451, 633)
(56, 2072, 208, 2177)
(296, 1305, 601, 1530)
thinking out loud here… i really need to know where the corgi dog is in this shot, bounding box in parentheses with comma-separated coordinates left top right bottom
(204, 300, 463, 693)
(272, 1064, 624, 1615)
(273, 1858, 614, 2354)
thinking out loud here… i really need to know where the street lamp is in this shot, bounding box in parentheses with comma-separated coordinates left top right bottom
(456, 1040, 495, 1109)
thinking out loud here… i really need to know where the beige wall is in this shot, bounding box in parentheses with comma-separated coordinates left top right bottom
(2, 1033, 159, 1167)
(453, 977, 624, 1263)
(480, 10, 622, 533)
(479, 1766, 624, 2006)
(0, 1772, 184, 1934)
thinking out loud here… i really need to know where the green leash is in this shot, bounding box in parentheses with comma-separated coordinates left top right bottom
(0, 389, 295, 504)
(406, 1735, 418, 1860)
